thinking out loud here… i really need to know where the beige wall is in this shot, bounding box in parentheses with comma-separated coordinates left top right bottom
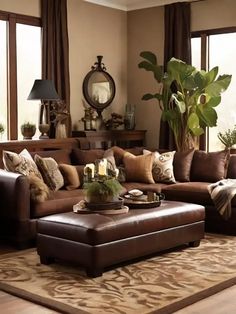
(127, 0, 236, 148)
(127, 7, 164, 148)
(68, 0, 127, 130)
(0, 0, 127, 131)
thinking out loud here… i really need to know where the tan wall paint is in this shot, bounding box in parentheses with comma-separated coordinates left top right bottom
(127, 7, 164, 148)
(192, 0, 236, 31)
(0, 0, 40, 16)
(68, 0, 127, 130)
(0, 0, 127, 131)
(127, 0, 236, 148)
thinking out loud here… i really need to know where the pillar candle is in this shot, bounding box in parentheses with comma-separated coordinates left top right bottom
(98, 158, 107, 176)
(84, 163, 95, 178)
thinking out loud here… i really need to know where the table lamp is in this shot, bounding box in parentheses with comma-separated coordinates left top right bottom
(27, 79, 60, 139)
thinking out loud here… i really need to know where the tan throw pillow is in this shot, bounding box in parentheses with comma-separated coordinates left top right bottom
(143, 149, 176, 183)
(123, 152, 154, 183)
(2, 149, 42, 180)
(28, 174, 49, 203)
(34, 154, 64, 191)
(59, 164, 80, 190)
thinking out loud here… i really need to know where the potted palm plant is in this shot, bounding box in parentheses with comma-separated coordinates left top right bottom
(138, 51, 232, 151)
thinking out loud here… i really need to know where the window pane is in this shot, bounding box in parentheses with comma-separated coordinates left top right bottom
(0, 21, 8, 140)
(191, 37, 201, 70)
(208, 33, 236, 151)
(16, 23, 42, 140)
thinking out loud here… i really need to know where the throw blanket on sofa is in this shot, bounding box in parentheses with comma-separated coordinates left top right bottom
(208, 179, 236, 220)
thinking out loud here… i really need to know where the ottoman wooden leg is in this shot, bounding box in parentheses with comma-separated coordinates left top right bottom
(40, 255, 54, 265)
(86, 267, 103, 278)
(189, 240, 201, 247)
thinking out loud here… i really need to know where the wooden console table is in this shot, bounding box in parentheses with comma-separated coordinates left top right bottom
(72, 130, 146, 149)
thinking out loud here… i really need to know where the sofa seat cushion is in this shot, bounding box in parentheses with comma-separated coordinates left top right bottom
(31, 189, 85, 218)
(162, 182, 212, 205)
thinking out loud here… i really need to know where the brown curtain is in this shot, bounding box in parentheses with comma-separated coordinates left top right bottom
(41, 0, 71, 138)
(159, 2, 191, 150)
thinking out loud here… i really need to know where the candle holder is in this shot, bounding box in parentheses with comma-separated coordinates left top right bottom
(83, 159, 122, 205)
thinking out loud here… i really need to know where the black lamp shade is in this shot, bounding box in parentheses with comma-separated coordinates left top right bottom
(27, 79, 60, 100)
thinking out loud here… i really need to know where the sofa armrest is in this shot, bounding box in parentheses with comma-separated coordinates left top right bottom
(0, 169, 30, 221)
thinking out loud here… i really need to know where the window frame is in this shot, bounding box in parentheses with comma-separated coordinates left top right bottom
(191, 26, 236, 151)
(0, 10, 41, 140)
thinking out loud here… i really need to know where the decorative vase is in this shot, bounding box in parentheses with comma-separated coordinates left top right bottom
(124, 104, 135, 130)
(55, 123, 67, 139)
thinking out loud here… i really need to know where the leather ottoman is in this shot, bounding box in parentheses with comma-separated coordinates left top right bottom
(37, 200, 205, 277)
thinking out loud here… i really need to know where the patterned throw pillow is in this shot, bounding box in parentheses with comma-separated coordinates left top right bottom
(2, 149, 43, 180)
(123, 152, 155, 183)
(59, 164, 80, 191)
(34, 154, 64, 191)
(143, 149, 176, 183)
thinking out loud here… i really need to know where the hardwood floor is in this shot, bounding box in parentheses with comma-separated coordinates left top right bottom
(0, 244, 235, 314)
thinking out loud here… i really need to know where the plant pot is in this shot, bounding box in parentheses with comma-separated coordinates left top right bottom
(21, 126, 36, 140)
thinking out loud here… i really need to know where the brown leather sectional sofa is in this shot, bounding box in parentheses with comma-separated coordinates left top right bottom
(0, 145, 235, 249)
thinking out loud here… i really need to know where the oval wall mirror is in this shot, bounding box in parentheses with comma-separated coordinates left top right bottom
(82, 56, 116, 117)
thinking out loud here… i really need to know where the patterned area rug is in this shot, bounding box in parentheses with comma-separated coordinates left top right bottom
(0, 234, 236, 314)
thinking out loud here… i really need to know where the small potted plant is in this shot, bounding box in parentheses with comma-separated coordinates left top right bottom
(0, 123, 5, 140)
(218, 126, 236, 149)
(21, 122, 36, 140)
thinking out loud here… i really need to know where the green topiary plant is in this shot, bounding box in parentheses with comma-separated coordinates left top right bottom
(84, 177, 123, 203)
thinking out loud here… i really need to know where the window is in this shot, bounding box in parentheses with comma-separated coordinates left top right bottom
(0, 11, 41, 140)
(191, 28, 236, 152)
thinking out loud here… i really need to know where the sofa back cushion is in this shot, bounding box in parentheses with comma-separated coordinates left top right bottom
(71, 148, 105, 165)
(173, 149, 195, 182)
(227, 154, 236, 178)
(31, 149, 71, 165)
(191, 150, 229, 182)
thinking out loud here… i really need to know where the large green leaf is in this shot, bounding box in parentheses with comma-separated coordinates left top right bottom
(140, 51, 157, 65)
(194, 71, 206, 90)
(138, 61, 163, 82)
(142, 93, 162, 101)
(168, 58, 195, 84)
(205, 74, 232, 96)
(187, 113, 204, 136)
(172, 94, 186, 113)
(204, 66, 218, 84)
(205, 96, 221, 107)
(196, 105, 218, 127)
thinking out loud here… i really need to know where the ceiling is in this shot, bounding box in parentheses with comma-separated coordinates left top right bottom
(83, 0, 195, 11)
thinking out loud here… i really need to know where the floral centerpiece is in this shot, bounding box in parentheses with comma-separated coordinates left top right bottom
(83, 159, 123, 205)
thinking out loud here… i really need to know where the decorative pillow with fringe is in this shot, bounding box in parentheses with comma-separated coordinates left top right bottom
(28, 174, 49, 203)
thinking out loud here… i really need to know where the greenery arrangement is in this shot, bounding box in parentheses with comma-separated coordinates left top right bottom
(84, 176, 123, 203)
(138, 51, 232, 151)
(218, 126, 236, 148)
(21, 122, 36, 129)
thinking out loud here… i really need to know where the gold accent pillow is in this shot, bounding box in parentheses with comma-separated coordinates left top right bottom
(143, 149, 176, 183)
(34, 154, 64, 191)
(123, 152, 154, 183)
(59, 164, 80, 190)
(2, 149, 42, 180)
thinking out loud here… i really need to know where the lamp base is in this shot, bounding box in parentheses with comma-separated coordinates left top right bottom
(39, 134, 49, 140)
(39, 123, 50, 140)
